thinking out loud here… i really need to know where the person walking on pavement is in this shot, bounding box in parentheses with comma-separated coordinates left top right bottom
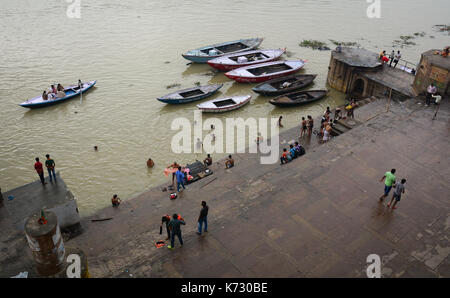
(167, 214, 185, 249)
(387, 178, 406, 210)
(34, 157, 46, 185)
(175, 166, 186, 192)
(379, 169, 396, 201)
(45, 154, 56, 182)
(197, 201, 209, 235)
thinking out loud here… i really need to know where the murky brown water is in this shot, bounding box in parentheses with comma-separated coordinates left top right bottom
(1, 0, 449, 215)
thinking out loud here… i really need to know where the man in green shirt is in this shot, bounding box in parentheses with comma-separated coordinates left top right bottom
(45, 154, 56, 182)
(379, 169, 396, 201)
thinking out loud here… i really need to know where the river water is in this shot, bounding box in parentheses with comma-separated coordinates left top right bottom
(1, 0, 449, 215)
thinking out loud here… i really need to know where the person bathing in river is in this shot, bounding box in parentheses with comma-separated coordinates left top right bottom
(111, 194, 121, 207)
(147, 158, 154, 168)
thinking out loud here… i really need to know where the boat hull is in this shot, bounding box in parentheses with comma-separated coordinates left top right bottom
(225, 60, 305, 83)
(182, 38, 263, 63)
(197, 95, 252, 113)
(207, 49, 285, 71)
(19, 81, 97, 109)
(157, 84, 223, 104)
(269, 90, 327, 107)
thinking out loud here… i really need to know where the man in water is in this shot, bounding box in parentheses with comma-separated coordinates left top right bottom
(34, 157, 46, 185)
(379, 169, 396, 201)
(45, 154, 56, 182)
(167, 214, 185, 249)
(147, 158, 154, 168)
(111, 194, 121, 207)
(278, 116, 283, 128)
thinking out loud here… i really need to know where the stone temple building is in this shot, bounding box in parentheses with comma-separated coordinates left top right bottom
(413, 49, 450, 96)
(327, 47, 417, 99)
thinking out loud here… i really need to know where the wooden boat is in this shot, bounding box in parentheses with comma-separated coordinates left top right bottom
(181, 38, 263, 63)
(225, 60, 305, 83)
(157, 84, 223, 104)
(269, 90, 327, 107)
(19, 80, 96, 108)
(252, 74, 317, 96)
(197, 95, 251, 113)
(207, 49, 285, 71)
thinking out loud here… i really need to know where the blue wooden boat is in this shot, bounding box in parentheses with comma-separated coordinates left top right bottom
(19, 80, 97, 109)
(157, 84, 223, 104)
(182, 38, 263, 63)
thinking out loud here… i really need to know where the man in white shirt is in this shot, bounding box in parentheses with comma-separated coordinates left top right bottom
(426, 83, 437, 106)
(393, 50, 401, 68)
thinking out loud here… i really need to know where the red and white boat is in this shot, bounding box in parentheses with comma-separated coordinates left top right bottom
(207, 49, 285, 71)
(225, 60, 305, 83)
(197, 95, 251, 113)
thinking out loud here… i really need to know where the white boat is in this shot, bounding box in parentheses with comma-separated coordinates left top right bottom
(197, 95, 252, 113)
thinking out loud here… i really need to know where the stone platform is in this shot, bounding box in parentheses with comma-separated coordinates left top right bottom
(66, 96, 449, 278)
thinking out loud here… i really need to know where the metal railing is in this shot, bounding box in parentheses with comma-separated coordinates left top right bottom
(391, 58, 417, 73)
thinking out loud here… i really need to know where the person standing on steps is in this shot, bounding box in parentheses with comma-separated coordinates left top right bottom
(45, 154, 56, 182)
(393, 50, 401, 68)
(167, 214, 185, 250)
(197, 201, 209, 235)
(34, 157, 46, 185)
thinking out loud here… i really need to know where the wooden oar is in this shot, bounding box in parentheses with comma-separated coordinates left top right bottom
(79, 80, 83, 104)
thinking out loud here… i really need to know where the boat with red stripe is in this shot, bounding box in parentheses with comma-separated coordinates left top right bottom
(224, 60, 305, 83)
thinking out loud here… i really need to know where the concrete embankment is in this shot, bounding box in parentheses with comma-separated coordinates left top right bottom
(67, 95, 449, 278)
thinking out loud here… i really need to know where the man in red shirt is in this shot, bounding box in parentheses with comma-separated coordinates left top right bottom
(34, 157, 46, 185)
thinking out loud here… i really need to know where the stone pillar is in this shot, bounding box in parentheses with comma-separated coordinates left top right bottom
(25, 211, 65, 276)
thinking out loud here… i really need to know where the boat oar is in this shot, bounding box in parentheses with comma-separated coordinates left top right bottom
(79, 80, 83, 104)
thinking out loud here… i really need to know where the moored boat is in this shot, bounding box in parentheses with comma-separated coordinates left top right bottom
(19, 80, 97, 109)
(207, 49, 285, 71)
(197, 95, 252, 113)
(269, 90, 327, 107)
(225, 60, 305, 83)
(252, 74, 317, 96)
(182, 38, 263, 63)
(157, 84, 223, 104)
